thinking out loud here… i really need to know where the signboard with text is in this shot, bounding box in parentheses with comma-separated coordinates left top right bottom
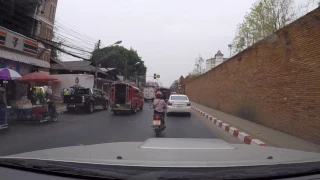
(0, 27, 38, 56)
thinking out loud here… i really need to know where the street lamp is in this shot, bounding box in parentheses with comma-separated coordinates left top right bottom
(125, 61, 140, 81)
(94, 40, 122, 88)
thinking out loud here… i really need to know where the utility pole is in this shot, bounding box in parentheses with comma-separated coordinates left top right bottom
(93, 40, 122, 88)
(94, 40, 101, 89)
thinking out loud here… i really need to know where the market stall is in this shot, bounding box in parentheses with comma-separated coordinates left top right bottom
(0, 68, 22, 129)
(13, 72, 58, 122)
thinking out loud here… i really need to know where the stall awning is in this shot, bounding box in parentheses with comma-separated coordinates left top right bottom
(0, 48, 50, 68)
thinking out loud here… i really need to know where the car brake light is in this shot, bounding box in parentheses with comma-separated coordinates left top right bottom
(187, 103, 191, 106)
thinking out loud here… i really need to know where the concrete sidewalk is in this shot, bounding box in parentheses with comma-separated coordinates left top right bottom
(191, 101, 320, 153)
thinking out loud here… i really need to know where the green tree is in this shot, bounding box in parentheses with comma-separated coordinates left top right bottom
(232, 0, 296, 54)
(91, 46, 147, 79)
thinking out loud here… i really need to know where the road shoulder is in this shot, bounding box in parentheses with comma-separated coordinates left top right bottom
(191, 101, 320, 152)
(191, 109, 242, 144)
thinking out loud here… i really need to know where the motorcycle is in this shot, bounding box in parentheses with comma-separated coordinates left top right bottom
(152, 113, 165, 137)
(45, 100, 58, 122)
(32, 99, 58, 122)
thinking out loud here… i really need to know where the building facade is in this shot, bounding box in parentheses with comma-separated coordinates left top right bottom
(0, 0, 55, 104)
(0, 0, 51, 74)
(36, 0, 58, 69)
(205, 50, 228, 72)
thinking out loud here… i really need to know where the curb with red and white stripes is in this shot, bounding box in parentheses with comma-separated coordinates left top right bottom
(192, 106, 267, 146)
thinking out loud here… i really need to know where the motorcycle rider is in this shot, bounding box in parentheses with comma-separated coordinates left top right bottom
(152, 91, 167, 126)
(44, 86, 57, 121)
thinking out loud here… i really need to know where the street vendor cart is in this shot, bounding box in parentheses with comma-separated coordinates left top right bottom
(0, 68, 22, 130)
(14, 72, 59, 123)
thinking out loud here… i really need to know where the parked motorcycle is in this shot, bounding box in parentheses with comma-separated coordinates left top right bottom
(152, 113, 165, 137)
(45, 100, 58, 122)
(32, 100, 58, 122)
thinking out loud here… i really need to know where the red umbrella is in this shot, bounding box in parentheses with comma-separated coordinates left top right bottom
(17, 72, 58, 82)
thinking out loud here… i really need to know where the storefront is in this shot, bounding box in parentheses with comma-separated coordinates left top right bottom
(0, 26, 50, 106)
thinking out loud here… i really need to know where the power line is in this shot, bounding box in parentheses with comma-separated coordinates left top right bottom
(37, 37, 93, 58)
(0, 2, 98, 60)
(54, 19, 98, 42)
(52, 30, 95, 50)
(1, 2, 97, 52)
(53, 26, 96, 47)
(35, 37, 89, 60)
(53, 23, 97, 45)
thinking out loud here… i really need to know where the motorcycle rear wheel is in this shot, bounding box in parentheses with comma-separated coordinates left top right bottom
(155, 129, 161, 137)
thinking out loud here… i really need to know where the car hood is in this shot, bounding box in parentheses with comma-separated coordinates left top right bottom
(1, 138, 320, 167)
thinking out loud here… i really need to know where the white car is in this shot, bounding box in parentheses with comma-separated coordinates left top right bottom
(166, 94, 191, 116)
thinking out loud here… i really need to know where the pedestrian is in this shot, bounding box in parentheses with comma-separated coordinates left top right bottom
(0, 87, 7, 127)
(0, 87, 7, 106)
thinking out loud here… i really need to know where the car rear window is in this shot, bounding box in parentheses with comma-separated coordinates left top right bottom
(73, 89, 90, 94)
(170, 96, 188, 101)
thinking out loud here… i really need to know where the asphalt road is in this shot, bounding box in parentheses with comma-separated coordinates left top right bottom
(0, 103, 220, 156)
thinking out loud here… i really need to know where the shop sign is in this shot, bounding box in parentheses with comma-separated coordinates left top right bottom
(0, 28, 38, 56)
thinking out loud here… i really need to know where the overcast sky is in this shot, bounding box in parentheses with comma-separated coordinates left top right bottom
(56, 0, 316, 87)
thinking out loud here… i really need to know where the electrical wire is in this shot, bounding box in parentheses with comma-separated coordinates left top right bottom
(0, 0, 99, 60)
(54, 19, 98, 43)
(53, 24, 96, 47)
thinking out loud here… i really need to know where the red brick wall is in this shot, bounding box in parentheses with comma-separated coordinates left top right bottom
(185, 8, 320, 145)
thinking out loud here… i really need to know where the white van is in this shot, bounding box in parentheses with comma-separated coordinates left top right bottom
(143, 87, 155, 102)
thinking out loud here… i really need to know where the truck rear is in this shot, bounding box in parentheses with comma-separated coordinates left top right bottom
(63, 88, 91, 111)
(156, 88, 171, 102)
(143, 87, 155, 102)
(110, 83, 130, 113)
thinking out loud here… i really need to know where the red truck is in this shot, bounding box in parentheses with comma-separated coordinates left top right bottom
(109, 83, 143, 115)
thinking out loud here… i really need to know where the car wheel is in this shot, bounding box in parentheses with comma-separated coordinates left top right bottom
(166, 112, 170, 116)
(88, 103, 94, 114)
(132, 105, 137, 114)
(103, 101, 108, 110)
(155, 130, 161, 137)
(187, 112, 191, 117)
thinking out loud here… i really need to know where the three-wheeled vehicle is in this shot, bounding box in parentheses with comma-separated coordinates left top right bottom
(109, 83, 143, 114)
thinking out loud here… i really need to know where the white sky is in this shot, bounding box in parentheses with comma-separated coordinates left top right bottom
(56, 0, 317, 87)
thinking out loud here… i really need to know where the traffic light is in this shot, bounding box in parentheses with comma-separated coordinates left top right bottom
(178, 85, 181, 90)
(154, 73, 157, 79)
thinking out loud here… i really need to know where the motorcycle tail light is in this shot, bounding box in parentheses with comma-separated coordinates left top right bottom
(187, 103, 191, 106)
(82, 96, 85, 103)
(155, 115, 160, 119)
